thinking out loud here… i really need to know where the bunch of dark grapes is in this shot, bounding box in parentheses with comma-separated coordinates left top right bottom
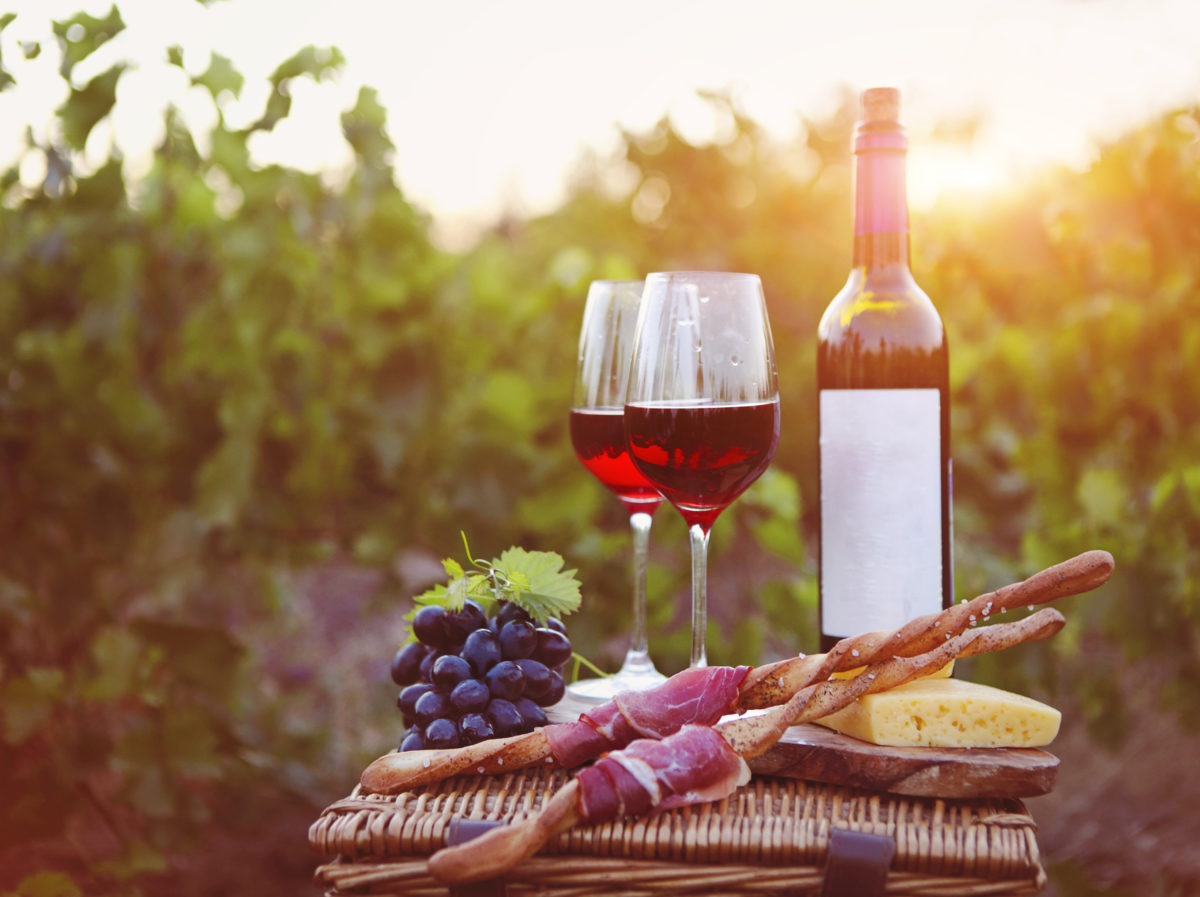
(389, 599, 572, 751)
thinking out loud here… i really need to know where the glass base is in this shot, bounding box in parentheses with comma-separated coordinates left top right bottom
(565, 653, 667, 703)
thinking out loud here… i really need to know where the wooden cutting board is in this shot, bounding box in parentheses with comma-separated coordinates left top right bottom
(745, 721, 1057, 798)
(549, 695, 1057, 799)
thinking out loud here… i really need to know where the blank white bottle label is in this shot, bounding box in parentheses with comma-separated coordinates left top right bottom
(820, 388, 942, 639)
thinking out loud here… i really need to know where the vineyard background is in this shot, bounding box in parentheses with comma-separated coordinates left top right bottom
(2, 7, 1199, 896)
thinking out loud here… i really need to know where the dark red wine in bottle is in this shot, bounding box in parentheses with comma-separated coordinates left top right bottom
(816, 87, 953, 652)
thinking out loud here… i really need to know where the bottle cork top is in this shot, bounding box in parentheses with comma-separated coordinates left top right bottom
(860, 87, 901, 123)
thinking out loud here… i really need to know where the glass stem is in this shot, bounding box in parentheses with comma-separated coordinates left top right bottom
(620, 511, 654, 671)
(688, 523, 711, 668)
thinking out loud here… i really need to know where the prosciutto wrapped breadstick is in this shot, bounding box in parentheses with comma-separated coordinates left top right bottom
(360, 551, 1111, 795)
(360, 665, 749, 793)
(427, 608, 1068, 885)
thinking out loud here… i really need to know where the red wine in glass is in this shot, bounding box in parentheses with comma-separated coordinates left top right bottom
(570, 408, 664, 513)
(624, 400, 779, 531)
(625, 271, 779, 668)
(568, 280, 667, 700)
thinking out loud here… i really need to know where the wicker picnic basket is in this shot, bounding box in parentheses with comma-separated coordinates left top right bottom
(308, 765, 1047, 896)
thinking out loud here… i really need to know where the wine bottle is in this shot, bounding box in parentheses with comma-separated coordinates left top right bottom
(816, 87, 953, 652)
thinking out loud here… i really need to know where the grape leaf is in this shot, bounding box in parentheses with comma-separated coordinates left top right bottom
(443, 574, 474, 610)
(406, 542, 581, 632)
(413, 582, 448, 606)
(491, 546, 581, 623)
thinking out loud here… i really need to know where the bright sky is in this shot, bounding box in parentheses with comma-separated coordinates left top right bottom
(3, 0, 1199, 246)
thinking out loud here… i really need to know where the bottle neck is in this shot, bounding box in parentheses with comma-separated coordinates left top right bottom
(852, 123, 911, 271)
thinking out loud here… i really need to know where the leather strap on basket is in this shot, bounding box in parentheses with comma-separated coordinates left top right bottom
(820, 828, 895, 897)
(446, 819, 508, 897)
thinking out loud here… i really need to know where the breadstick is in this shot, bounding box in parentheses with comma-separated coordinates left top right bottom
(360, 729, 550, 794)
(428, 780, 584, 885)
(723, 608, 1065, 754)
(362, 551, 1110, 794)
(426, 609, 1066, 885)
(736, 549, 1112, 709)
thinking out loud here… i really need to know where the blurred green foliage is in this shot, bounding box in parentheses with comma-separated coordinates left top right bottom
(1, 6, 1198, 896)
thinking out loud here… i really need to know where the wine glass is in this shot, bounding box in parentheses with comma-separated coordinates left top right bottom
(625, 272, 780, 668)
(567, 280, 668, 701)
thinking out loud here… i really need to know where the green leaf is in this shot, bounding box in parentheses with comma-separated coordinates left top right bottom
(94, 839, 167, 879)
(491, 547, 581, 623)
(408, 543, 582, 628)
(1181, 464, 1200, 516)
(1151, 471, 1179, 512)
(52, 5, 124, 79)
(131, 620, 244, 700)
(269, 44, 345, 84)
(742, 468, 801, 520)
(209, 120, 250, 175)
(73, 155, 124, 209)
(0, 16, 15, 94)
(8, 871, 82, 897)
(192, 51, 243, 102)
(480, 370, 537, 434)
(82, 625, 143, 702)
(194, 432, 255, 528)
(413, 583, 448, 606)
(57, 62, 126, 151)
(413, 571, 495, 617)
(752, 515, 805, 564)
(1, 668, 65, 744)
(249, 45, 345, 133)
(157, 103, 200, 165)
(443, 575, 474, 610)
(515, 476, 601, 534)
(1076, 467, 1128, 528)
(342, 86, 393, 169)
(163, 707, 221, 777)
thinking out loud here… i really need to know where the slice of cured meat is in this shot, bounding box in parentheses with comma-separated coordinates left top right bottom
(577, 724, 750, 822)
(543, 666, 749, 769)
(542, 721, 610, 769)
(612, 665, 749, 739)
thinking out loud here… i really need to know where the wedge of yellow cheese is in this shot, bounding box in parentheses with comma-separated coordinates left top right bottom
(815, 678, 1061, 748)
